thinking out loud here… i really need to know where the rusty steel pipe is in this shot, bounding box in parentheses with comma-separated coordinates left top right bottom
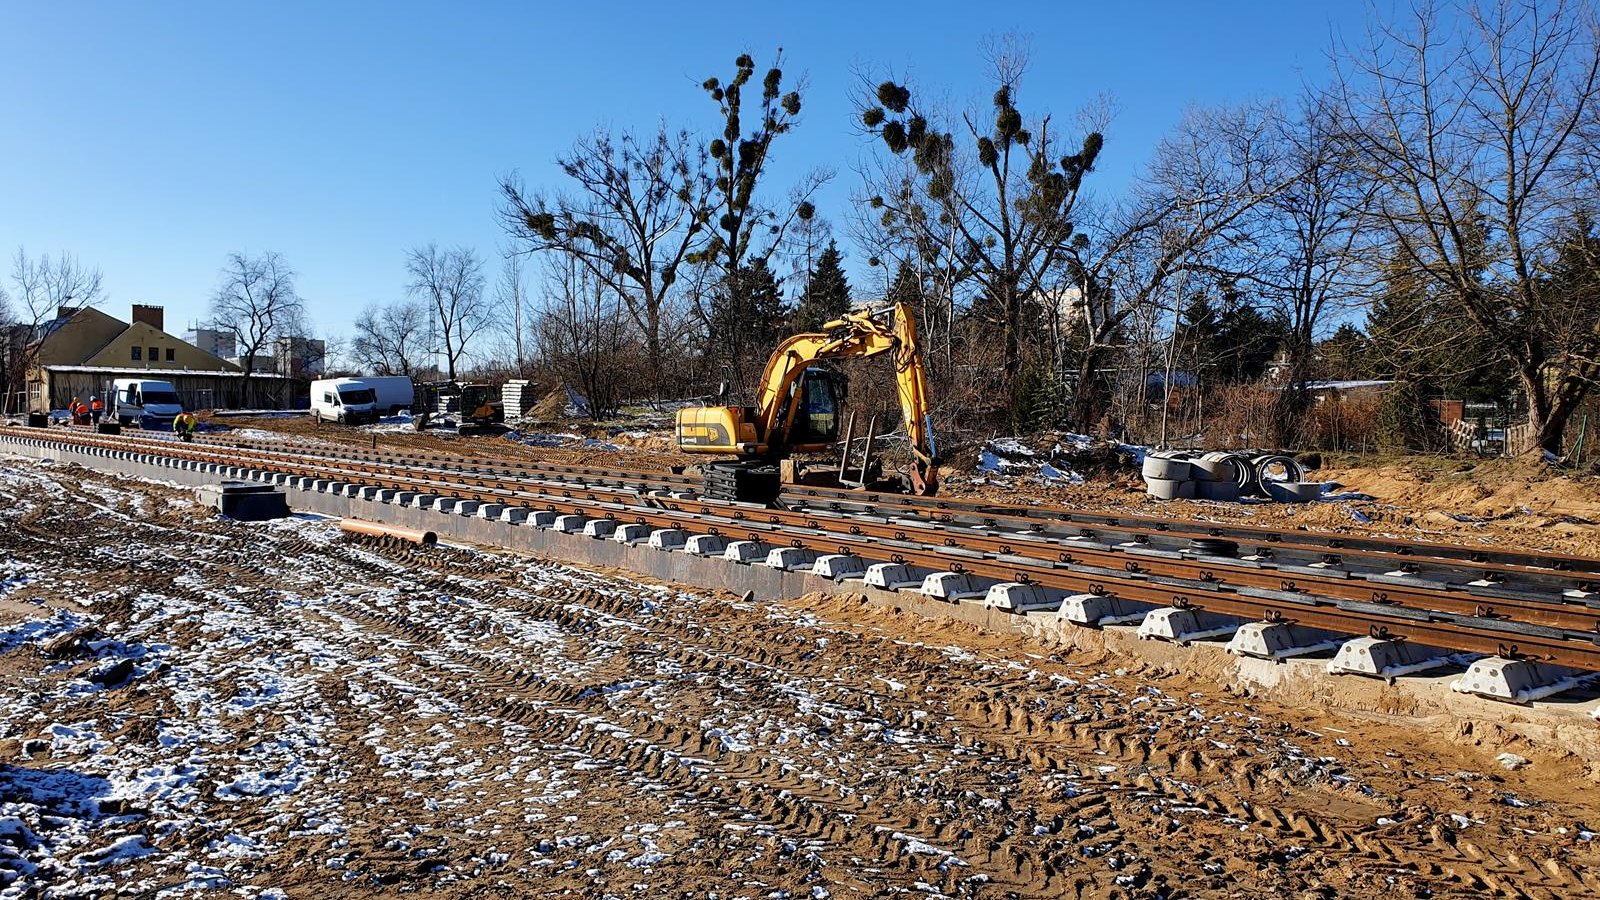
(340, 518, 437, 545)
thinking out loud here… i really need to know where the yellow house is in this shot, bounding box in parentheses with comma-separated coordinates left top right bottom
(25, 304, 291, 412)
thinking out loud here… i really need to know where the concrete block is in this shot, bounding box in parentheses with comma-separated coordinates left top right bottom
(683, 534, 729, 556)
(722, 540, 772, 563)
(1450, 657, 1587, 703)
(530, 510, 560, 528)
(648, 529, 687, 550)
(476, 503, 504, 519)
(1057, 593, 1149, 626)
(1136, 608, 1240, 644)
(433, 497, 459, 513)
(1225, 622, 1343, 661)
(1141, 455, 1193, 480)
(455, 500, 482, 516)
(984, 582, 1059, 613)
(554, 514, 588, 533)
(410, 494, 439, 509)
(918, 572, 988, 601)
(1327, 636, 1452, 680)
(195, 481, 289, 521)
(811, 554, 866, 580)
(1144, 477, 1196, 500)
(613, 523, 652, 544)
(582, 519, 618, 539)
(762, 546, 817, 571)
(500, 507, 529, 524)
(863, 563, 924, 590)
(1196, 480, 1242, 502)
(1266, 481, 1325, 503)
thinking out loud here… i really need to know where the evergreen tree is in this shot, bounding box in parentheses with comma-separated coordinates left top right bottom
(1175, 288, 1286, 385)
(709, 259, 789, 397)
(1315, 323, 1368, 380)
(794, 240, 852, 330)
(886, 260, 925, 307)
(1364, 252, 1512, 403)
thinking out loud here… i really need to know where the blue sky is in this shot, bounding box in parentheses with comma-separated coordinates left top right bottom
(1, 1, 1371, 340)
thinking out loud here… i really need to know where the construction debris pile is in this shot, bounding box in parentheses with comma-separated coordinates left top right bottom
(1142, 450, 1324, 502)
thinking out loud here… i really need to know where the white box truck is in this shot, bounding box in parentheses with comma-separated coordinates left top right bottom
(310, 378, 380, 425)
(113, 379, 184, 428)
(355, 376, 415, 414)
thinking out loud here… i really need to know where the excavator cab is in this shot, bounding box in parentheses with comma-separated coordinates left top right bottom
(783, 368, 845, 449)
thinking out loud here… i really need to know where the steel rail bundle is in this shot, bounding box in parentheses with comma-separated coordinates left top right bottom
(8, 425, 1600, 672)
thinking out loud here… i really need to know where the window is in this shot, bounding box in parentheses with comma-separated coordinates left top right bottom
(131, 346, 142, 361)
(149, 346, 159, 362)
(165, 348, 175, 362)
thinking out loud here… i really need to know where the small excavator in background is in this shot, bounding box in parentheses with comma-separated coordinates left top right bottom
(413, 381, 506, 436)
(675, 301, 939, 503)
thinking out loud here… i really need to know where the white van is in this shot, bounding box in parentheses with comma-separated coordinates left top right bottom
(310, 378, 379, 425)
(113, 379, 184, 427)
(355, 376, 415, 414)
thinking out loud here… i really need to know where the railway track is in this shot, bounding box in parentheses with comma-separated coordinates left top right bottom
(7, 424, 1600, 686)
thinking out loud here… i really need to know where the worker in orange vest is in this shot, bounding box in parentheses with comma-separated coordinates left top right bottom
(173, 411, 199, 442)
(90, 396, 104, 423)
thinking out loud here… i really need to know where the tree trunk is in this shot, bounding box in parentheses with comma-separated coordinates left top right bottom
(1072, 346, 1107, 433)
(1521, 370, 1588, 457)
(241, 352, 255, 409)
(1271, 336, 1314, 449)
(646, 305, 663, 398)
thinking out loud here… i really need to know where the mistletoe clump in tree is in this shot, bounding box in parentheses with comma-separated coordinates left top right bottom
(692, 51, 826, 394)
(859, 45, 1102, 382)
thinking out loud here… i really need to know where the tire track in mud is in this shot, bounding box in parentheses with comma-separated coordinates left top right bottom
(301, 535, 1590, 898)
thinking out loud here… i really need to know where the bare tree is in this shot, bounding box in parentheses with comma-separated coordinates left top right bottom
(493, 252, 528, 371)
(210, 251, 303, 398)
(501, 125, 712, 388)
(1336, 0, 1600, 455)
(1066, 106, 1287, 430)
(6, 248, 106, 414)
(1249, 95, 1379, 444)
(534, 255, 634, 420)
(405, 244, 488, 382)
(351, 301, 429, 376)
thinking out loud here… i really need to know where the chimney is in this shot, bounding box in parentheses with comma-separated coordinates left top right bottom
(131, 304, 164, 332)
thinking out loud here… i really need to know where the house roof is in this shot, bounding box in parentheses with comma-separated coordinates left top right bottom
(1303, 379, 1394, 391)
(42, 365, 292, 380)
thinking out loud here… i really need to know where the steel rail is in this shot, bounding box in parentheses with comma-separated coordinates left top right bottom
(196, 430, 1600, 582)
(8, 427, 1600, 670)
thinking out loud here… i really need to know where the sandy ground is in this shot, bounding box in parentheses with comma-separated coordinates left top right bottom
(3, 458, 1599, 898)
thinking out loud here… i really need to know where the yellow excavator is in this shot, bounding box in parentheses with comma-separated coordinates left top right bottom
(675, 300, 938, 502)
